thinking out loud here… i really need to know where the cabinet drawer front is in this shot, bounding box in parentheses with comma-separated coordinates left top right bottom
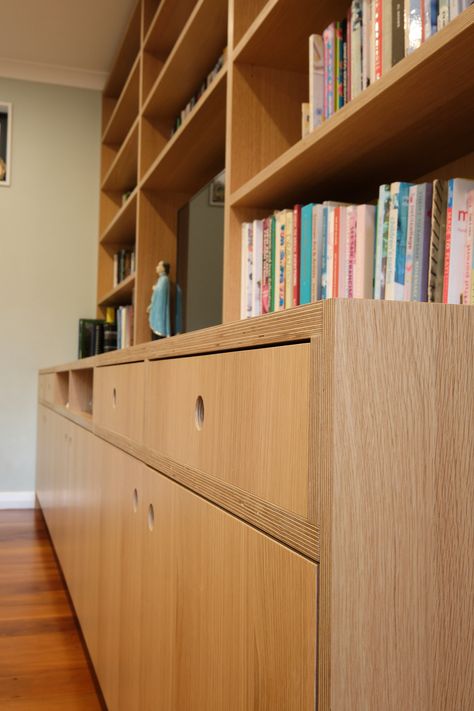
(94, 363, 145, 442)
(141, 465, 318, 711)
(145, 343, 310, 517)
(38, 373, 54, 403)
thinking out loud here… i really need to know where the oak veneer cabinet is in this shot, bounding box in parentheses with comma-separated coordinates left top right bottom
(36, 300, 474, 710)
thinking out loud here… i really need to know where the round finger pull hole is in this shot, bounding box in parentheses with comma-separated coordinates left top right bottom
(195, 396, 204, 431)
(132, 488, 138, 513)
(112, 387, 117, 408)
(148, 504, 155, 532)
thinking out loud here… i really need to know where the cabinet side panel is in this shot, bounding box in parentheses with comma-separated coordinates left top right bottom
(329, 300, 474, 710)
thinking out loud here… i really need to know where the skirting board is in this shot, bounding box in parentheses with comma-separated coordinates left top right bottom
(0, 491, 36, 509)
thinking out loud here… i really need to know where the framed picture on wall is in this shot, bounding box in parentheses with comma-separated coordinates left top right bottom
(0, 102, 12, 186)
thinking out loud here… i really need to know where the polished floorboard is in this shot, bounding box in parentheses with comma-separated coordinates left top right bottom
(0, 508, 105, 710)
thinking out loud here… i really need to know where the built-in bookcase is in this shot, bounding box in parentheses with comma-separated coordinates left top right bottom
(97, 0, 474, 341)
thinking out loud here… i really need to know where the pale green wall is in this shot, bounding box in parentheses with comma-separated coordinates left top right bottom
(0, 77, 101, 493)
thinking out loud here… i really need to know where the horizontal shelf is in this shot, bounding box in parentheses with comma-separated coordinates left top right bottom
(143, 0, 228, 120)
(104, 1, 141, 98)
(100, 188, 137, 246)
(98, 273, 135, 308)
(230, 8, 474, 208)
(102, 57, 140, 146)
(234, 0, 348, 72)
(142, 66, 227, 194)
(102, 118, 139, 192)
(144, 0, 199, 59)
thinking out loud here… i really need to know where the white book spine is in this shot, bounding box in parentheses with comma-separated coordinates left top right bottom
(351, 1, 363, 98)
(246, 222, 253, 317)
(338, 207, 349, 297)
(326, 207, 335, 298)
(382, 0, 393, 74)
(252, 219, 263, 317)
(445, 178, 474, 304)
(346, 206, 357, 298)
(240, 223, 248, 319)
(354, 204, 376, 298)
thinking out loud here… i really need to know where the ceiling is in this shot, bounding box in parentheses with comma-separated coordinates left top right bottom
(0, 0, 137, 90)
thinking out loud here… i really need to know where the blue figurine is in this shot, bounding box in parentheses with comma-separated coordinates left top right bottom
(147, 261, 171, 338)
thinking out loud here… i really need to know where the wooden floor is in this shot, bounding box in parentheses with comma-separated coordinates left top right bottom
(0, 508, 105, 710)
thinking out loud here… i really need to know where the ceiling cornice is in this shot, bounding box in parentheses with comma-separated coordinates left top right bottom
(0, 57, 106, 91)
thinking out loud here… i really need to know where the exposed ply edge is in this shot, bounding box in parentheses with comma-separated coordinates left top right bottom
(39, 302, 324, 373)
(93, 425, 320, 562)
(102, 54, 140, 145)
(39, 401, 94, 433)
(0, 491, 36, 510)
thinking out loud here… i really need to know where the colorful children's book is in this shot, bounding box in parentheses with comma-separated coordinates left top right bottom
(284, 209, 294, 308)
(300, 203, 314, 305)
(386, 181, 411, 300)
(350, 1, 364, 98)
(252, 219, 263, 317)
(443, 178, 474, 304)
(262, 217, 271, 314)
(309, 35, 324, 130)
(374, 184, 391, 299)
(312, 204, 325, 301)
(323, 23, 336, 118)
(292, 205, 302, 306)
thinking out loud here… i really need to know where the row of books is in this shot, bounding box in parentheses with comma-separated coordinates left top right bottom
(304, 1, 473, 135)
(240, 177, 474, 318)
(113, 249, 135, 288)
(78, 305, 134, 358)
(170, 48, 227, 137)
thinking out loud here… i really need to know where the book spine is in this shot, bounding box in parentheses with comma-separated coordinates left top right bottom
(463, 191, 473, 304)
(385, 183, 400, 300)
(374, 184, 391, 298)
(300, 204, 313, 305)
(404, 185, 418, 300)
(469, 192, 474, 304)
(347, 206, 357, 298)
(346, 7, 352, 102)
(338, 207, 348, 297)
(362, 0, 372, 88)
(240, 223, 248, 319)
(262, 217, 270, 314)
(369, 0, 376, 84)
(374, 0, 383, 79)
(326, 207, 336, 298)
(312, 205, 324, 301)
(392, 0, 405, 64)
(413, 183, 433, 301)
(293, 205, 301, 306)
(394, 182, 411, 300)
(270, 215, 276, 311)
(301, 102, 311, 138)
(355, 204, 376, 297)
(351, 1, 363, 98)
(321, 207, 329, 299)
(443, 179, 454, 303)
(424, 0, 438, 38)
(428, 179, 448, 302)
(252, 220, 263, 317)
(332, 207, 341, 297)
(277, 214, 286, 310)
(438, 0, 449, 28)
(309, 35, 324, 131)
(246, 222, 253, 317)
(284, 210, 293, 308)
(325, 24, 336, 117)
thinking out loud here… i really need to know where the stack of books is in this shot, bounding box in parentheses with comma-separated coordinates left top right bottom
(303, 1, 473, 136)
(240, 177, 474, 318)
(113, 249, 135, 288)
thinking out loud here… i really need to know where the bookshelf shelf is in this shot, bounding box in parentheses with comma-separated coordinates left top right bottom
(233, 0, 348, 72)
(144, 0, 198, 61)
(100, 189, 137, 246)
(101, 118, 139, 192)
(98, 273, 135, 308)
(142, 0, 227, 121)
(103, 2, 141, 99)
(229, 8, 474, 209)
(102, 57, 140, 146)
(142, 66, 227, 193)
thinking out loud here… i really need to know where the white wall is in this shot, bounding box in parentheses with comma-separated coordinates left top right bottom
(0, 77, 101, 495)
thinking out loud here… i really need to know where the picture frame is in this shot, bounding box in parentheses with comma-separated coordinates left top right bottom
(0, 102, 12, 187)
(209, 169, 225, 206)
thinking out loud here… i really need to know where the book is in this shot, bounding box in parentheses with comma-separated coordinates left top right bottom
(78, 318, 104, 359)
(300, 204, 314, 305)
(293, 205, 302, 306)
(275, 211, 286, 311)
(443, 178, 474, 304)
(374, 0, 383, 79)
(270, 216, 276, 311)
(428, 179, 448, 302)
(374, 184, 391, 299)
(252, 219, 263, 316)
(346, 205, 358, 297)
(262, 217, 271, 314)
(392, 0, 405, 64)
(354, 204, 376, 297)
(438, 0, 450, 27)
(404, 186, 418, 301)
(284, 209, 294, 308)
(411, 182, 433, 301)
(406, 0, 423, 55)
(424, 0, 439, 39)
(309, 35, 324, 131)
(350, 1, 364, 98)
(240, 223, 250, 319)
(463, 190, 474, 304)
(301, 102, 311, 138)
(335, 21, 347, 110)
(323, 23, 336, 118)
(382, 0, 393, 74)
(386, 182, 411, 300)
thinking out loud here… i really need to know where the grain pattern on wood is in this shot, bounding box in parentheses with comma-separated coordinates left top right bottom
(103, 56, 140, 146)
(139, 464, 318, 710)
(93, 361, 145, 442)
(322, 300, 474, 710)
(0, 509, 104, 710)
(144, 343, 311, 517)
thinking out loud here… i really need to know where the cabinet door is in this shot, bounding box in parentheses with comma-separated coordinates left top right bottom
(140, 465, 318, 711)
(95, 438, 143, 711)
